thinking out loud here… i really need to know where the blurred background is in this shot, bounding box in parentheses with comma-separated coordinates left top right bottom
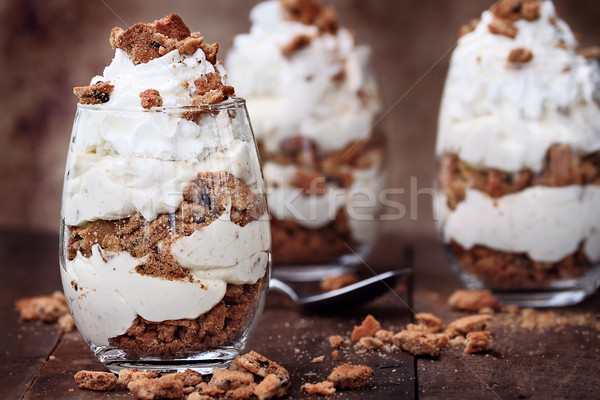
(1, 0, 599, 240)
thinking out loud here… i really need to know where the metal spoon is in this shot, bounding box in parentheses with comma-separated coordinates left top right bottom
(269, 269, 411, 312)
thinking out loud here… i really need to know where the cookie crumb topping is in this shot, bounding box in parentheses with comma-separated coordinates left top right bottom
(507, 47, 534, 63)
(139, 89, 163, 109)
(73, 81, 114, 105)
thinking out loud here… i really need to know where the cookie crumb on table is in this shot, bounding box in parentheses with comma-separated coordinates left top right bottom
(465, 331, 492, 354)
(73, 370, 117, 391)
(351, 314, 381, 342)
(327, 363, 373, 389)
(301, 380, 336, 396)
(448, 289, 500, 313)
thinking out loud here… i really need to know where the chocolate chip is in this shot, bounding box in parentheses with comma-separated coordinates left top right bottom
(93, 91, 110, 103)
(150, 41, 161, 49)
(512, 3, 522, 13)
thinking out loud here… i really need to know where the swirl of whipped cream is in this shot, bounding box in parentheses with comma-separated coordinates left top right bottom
(437, 0, 600, 172)
(226, 0, 381, 153)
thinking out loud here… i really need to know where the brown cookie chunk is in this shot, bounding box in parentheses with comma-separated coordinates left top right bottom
(139, 89, 163, 109)
(73, 81, 114, 105)
(327, 363, 372, 389)
(74, 370, 117, 391)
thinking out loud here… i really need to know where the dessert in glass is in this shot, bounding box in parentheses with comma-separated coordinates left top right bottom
(59, 14, 271, 373)
(227, 0, 386, 280)
(435, 0, 600, 306)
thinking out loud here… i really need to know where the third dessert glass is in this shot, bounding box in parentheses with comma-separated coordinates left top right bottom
(227, 0, 386, 280)
(435, 0, 600, 306)
(60, 15, 270, 373)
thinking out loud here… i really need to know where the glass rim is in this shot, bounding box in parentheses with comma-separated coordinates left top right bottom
(76, 96, 246, 112)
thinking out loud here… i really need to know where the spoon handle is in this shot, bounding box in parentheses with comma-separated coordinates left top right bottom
(269, 278, 299, 303)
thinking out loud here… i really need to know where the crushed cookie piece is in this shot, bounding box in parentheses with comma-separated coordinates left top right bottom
(415, 312, 444, 333)
(15, 291, 69, 323)
(139, 89, 163, 109)
(507, 47, 533, 63)
(187, 393, 212, 400)
(282, 34, 312, 57)
(374, 329, 394, 343)
(331, 349, 340, 360)
(233, 351, 290, 397)
(74, 370, 117, 391)
(280, 0, 338, 34)
(73, 81, 114, 105)
(328, 363, 372, 389)
(209, 369, 254, 391)
(117, 369, 158, 388)
(578, 46, 600, 59)
(448, 289, 501, 313)
(254, 374, 282, 400)
(154, 13, 191, 40)
(358, 336, 384, 350)
(488, 18, 518, 38)
(392, 330, 447, 356)
(128, 378, 184, 399)
(492, 0, 541, 22)
(57, 313, 75, 333)
(320, 274, 358, 291)
(227, 384, 256, 399)
(446, 315, 492, 338)
(161, 369, 203, 386)
(312, 355, 325, 363)
(459, 18, 480, 38)
(522, 1, 541, 20)
(329, 335, 345, 347)
(350, 315, 381, 342)
(464, 331, 492, 354)
(197, 382, 225, 397)
(301, 380, 336, 396)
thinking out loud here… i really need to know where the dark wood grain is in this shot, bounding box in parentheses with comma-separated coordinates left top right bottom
(412, 234, 600, 400)
(0, 231, 62, 400)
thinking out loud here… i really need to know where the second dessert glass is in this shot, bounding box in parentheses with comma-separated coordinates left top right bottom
(226, 0, 387, 281)
(60, 99, 271, 373)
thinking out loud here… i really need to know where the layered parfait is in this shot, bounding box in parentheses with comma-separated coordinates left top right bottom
(227, 0, 386, 266)
(60, 14, 270, 360)
(436, 0, 600, 290)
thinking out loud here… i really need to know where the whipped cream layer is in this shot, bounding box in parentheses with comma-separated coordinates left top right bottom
(226, 0, 380, 153)
(62, 209, 270, 346)
(92, 48, 226, 108)
(437, 0, 600, 172)
(262, 161, 385, 240)
(438, 186, 600, 264)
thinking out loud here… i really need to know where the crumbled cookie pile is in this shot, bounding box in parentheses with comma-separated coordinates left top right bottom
(320, 274, 358, 292)
(73, 13, 234, 109)
(15, 291, 75, 333)
(488, 0, 541, 38)
(280, 0, 338, 34)
(73, 351, 290, 400)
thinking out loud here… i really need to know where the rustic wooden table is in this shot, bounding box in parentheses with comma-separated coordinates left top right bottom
(2, 230, 599, 399)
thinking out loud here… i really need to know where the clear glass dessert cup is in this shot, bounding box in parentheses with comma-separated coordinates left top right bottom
(59, 99, 271, 373)
(261, 131, 388, 282)
(434, 146, 600, 307)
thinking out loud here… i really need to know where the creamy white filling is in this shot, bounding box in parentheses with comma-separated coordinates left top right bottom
(63, 140, 262, 226)
(93, 48, 227, 108)
(226, 0, 380, 153)
(62, 210, 270, 346)
(436, 1, 600, 172)
(439, 186, 600, 263)
(262, 161, 386, 241)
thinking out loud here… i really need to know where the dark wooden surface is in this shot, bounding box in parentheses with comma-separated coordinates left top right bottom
(2, 230, 600, 399)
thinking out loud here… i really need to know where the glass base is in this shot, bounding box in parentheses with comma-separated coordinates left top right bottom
(94, 345, 241, 374)
(453, 262, 600, 308)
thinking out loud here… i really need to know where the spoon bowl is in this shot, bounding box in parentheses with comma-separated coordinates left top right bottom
(269, 269, 411, 312)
